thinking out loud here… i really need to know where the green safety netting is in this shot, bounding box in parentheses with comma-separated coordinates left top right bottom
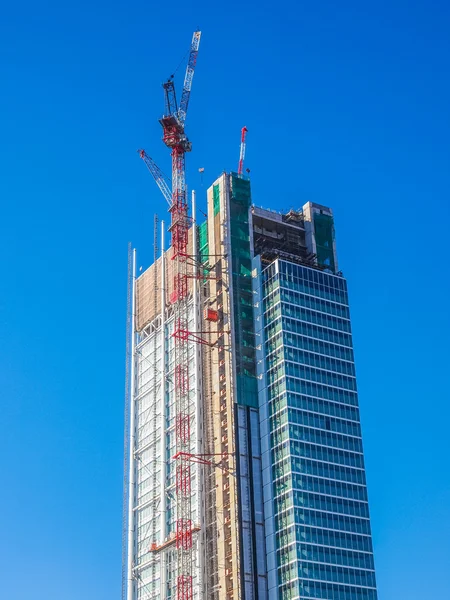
(314, 213, 336, 272)
(198, 220, 208, 250)
(229, 174, 258, 408)
(198, 220, 209, 281)
(213, 184, 220, 216)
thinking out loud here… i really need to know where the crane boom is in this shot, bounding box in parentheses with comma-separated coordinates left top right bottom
(163, 78, 178, 118)
(177, 31, 201, 125)
(138, 149, 172, 205)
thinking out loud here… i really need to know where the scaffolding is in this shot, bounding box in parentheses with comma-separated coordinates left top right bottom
(131, 252, 202, 600)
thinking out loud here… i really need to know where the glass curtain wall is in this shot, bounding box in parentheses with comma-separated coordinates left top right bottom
(261, 259, 378, 600)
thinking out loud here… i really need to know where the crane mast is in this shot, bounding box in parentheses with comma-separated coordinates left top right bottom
(159, 30, 201, 600)
(138, 30, 201, 600)
(238, 126, 248, 175)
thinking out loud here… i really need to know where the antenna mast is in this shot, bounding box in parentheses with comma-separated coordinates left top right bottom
(238, 126, 248, 175)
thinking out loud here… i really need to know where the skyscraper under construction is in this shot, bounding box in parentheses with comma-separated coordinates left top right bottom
(123, 173, 378, 600)
(123, 28, 377, 600)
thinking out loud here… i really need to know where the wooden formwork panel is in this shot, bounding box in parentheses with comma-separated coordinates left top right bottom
(135, 229, 194, 332)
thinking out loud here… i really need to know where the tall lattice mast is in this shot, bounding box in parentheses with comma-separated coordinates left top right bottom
(160, 31, 201, 600)
(138, 31, 201, 599)
(237, 126, 248, 175)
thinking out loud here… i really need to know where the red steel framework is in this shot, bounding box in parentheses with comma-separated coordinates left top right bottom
(165, 31, 201, 600)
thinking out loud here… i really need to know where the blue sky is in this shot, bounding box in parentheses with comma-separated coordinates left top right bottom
(1, 1, 449, 598)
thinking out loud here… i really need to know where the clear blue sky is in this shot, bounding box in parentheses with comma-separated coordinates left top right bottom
(1, 1, 449, 598)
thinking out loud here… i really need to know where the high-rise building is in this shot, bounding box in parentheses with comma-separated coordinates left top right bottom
(251, 204, 378, 600)
(124, 172, 378, 600)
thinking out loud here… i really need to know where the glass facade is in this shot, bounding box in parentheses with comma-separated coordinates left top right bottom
(257, 258, 377, 600)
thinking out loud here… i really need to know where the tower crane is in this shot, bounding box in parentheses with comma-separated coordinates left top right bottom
(139, 30, 201, 600)
(238, 126, 248, 175)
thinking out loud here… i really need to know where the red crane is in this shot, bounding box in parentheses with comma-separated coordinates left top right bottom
(138, 149, 172, 205)
(238, 125, 248, 175)
(140, 30, 201, 600)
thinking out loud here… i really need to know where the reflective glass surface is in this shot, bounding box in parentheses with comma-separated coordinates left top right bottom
(262, 260, 378, 600)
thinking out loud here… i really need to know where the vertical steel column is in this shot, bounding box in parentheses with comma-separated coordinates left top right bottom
(191, 191, 204, 596)
(126, 249, 137, 600)
(192, 191, 201, 459)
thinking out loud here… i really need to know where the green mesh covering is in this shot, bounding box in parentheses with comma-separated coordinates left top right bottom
(213, 184, 220, 216)
(199, 220, 208, 250)
(229, 174, 258, 408)
(198, 221, 208, 262)
(314, 213, 336, 272)
(198, 220, 209, 281)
